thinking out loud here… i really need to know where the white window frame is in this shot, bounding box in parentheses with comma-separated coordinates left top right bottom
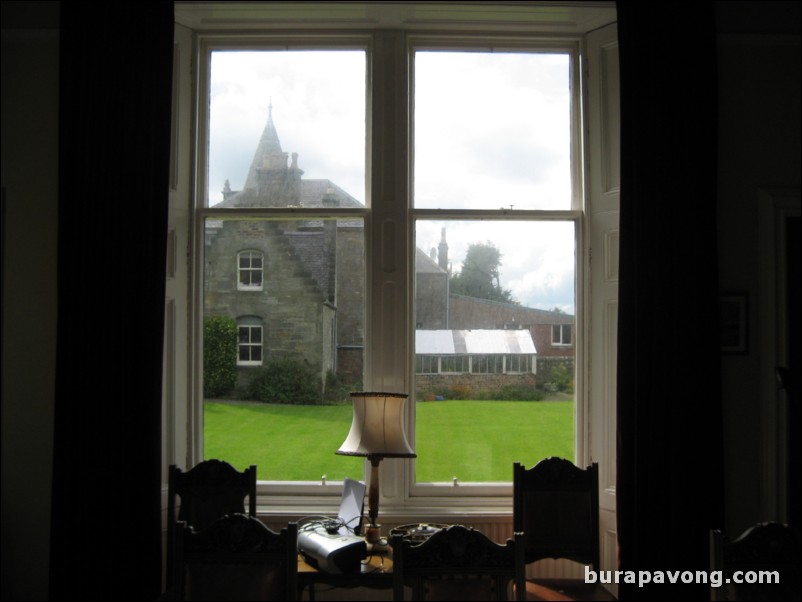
(504, 354, 534, 374)
(237, 317, 263, 366)
(552, 323, 573, 347)
(169, 2, 618, 517)
(194, 35, 372, 502)
(237, 250, 264, 291)
(407, 35, 583, 501)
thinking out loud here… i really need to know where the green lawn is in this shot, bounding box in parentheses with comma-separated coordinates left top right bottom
(204, 399, 574, 482)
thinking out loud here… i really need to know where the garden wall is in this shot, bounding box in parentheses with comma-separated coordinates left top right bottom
(415, 372, 537, 400)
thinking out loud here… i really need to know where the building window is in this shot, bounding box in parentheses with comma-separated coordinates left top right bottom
(412, 45, 578, 485)
(416, 355, 438, 375)
(237, 250, 263, 290)
(174, 2, 619, 501)
(237, 317, 263, 366)
(505, 354, 534, 374)
(199, 43, 367, 484)
(471, 354, 503, 374)
(552, 324, 573, 347)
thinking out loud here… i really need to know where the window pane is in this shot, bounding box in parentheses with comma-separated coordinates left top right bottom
(414, 51, 571, 210)
(414, 220, 576, 482)
(204, 216, 365, 481)
(208, 50, 366, 208)
(204, 48, 367, 480)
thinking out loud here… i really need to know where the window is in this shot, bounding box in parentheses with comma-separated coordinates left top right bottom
(411, 44, 579, 484)
(552, 324, 572, 347)
(200, 44, 367, 483)
(505, 354, 534, 374)
(471, 354, 503, 374)
(237, 251, 263, 290)
(200, 40, 577, 488)
(172, 2, 618, 509)
(237, 317, 263, 366)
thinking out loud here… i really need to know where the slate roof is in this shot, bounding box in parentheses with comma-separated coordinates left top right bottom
(416, 247, 447, 274)
(282, 229, 332, 300)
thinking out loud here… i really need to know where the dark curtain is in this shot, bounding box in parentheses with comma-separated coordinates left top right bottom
(616, 2, 725, 600)
(50, 3, 173, 599)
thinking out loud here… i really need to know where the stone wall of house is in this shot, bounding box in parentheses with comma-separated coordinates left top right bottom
(337, 346, 364, 384)
(416, 271, 449, 328)
(414, 372, 537, 401)
(335, 225, 365, 349)
(204, 220, 328, 369)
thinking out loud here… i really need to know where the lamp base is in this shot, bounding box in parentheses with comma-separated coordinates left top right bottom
(365, 524, 390, 554)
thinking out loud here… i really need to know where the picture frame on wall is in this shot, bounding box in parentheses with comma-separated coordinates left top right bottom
(720, 293, 748, 354)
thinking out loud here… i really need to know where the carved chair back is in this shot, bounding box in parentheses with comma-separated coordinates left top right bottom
(391, 524, 520, 601)
(167, 460, 257, 588)
(173, 513, 298, 601)
(710, 522, 801, 602)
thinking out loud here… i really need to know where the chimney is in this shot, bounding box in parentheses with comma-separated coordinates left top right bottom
(438, 227, 449, 271)
(323, 189, 339, 303)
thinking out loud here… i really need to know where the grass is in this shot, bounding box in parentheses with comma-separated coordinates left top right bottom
(204, 399, 574, 482)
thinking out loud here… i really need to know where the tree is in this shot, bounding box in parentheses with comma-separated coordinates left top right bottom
(203, 315, 238, 398)
(450, 241, 516, 303)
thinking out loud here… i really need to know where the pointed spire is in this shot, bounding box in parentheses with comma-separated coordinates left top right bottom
(243, 99, 285, 192)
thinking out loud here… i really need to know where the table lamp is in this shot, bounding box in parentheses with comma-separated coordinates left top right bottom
(336, 391, 416, 550)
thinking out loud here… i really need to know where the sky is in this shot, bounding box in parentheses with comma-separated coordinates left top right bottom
(208, 49, 576, 314)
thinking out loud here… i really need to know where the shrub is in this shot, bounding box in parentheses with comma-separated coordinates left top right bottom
(502, 385, 545, 401)
(478, 385, 545, 401)
(323, 371, 362, 404)
(203, 315, 238, 398)
(447, 384, 473, 400)
(551, 364, 574, 393)
(248, 355, 322, 404)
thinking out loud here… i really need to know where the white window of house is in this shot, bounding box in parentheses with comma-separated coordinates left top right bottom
(237, 317, 263, 366)
(237, 250, 263, 290)
(552, 323, 573, 346)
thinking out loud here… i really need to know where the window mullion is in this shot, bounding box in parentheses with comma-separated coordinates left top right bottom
(367, 30, 410, 394)
(366, 30, 412, 507)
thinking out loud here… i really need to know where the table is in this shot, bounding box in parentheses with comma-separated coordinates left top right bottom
(298, 551, 393, 600)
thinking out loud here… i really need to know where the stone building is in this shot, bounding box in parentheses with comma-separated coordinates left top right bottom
(204, 106, 573, 396)
(204, 105, 366, 391)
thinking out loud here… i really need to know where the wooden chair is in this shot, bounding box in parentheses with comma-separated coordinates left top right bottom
(167, 460, 257, 587)
(513, 457, 614, 601)
(392, 524, 520, 601)
(173, 513, 298, 601)
(710, 521, 801, 602)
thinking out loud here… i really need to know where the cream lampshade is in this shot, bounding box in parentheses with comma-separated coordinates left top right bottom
(336, 392, 415, 549)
